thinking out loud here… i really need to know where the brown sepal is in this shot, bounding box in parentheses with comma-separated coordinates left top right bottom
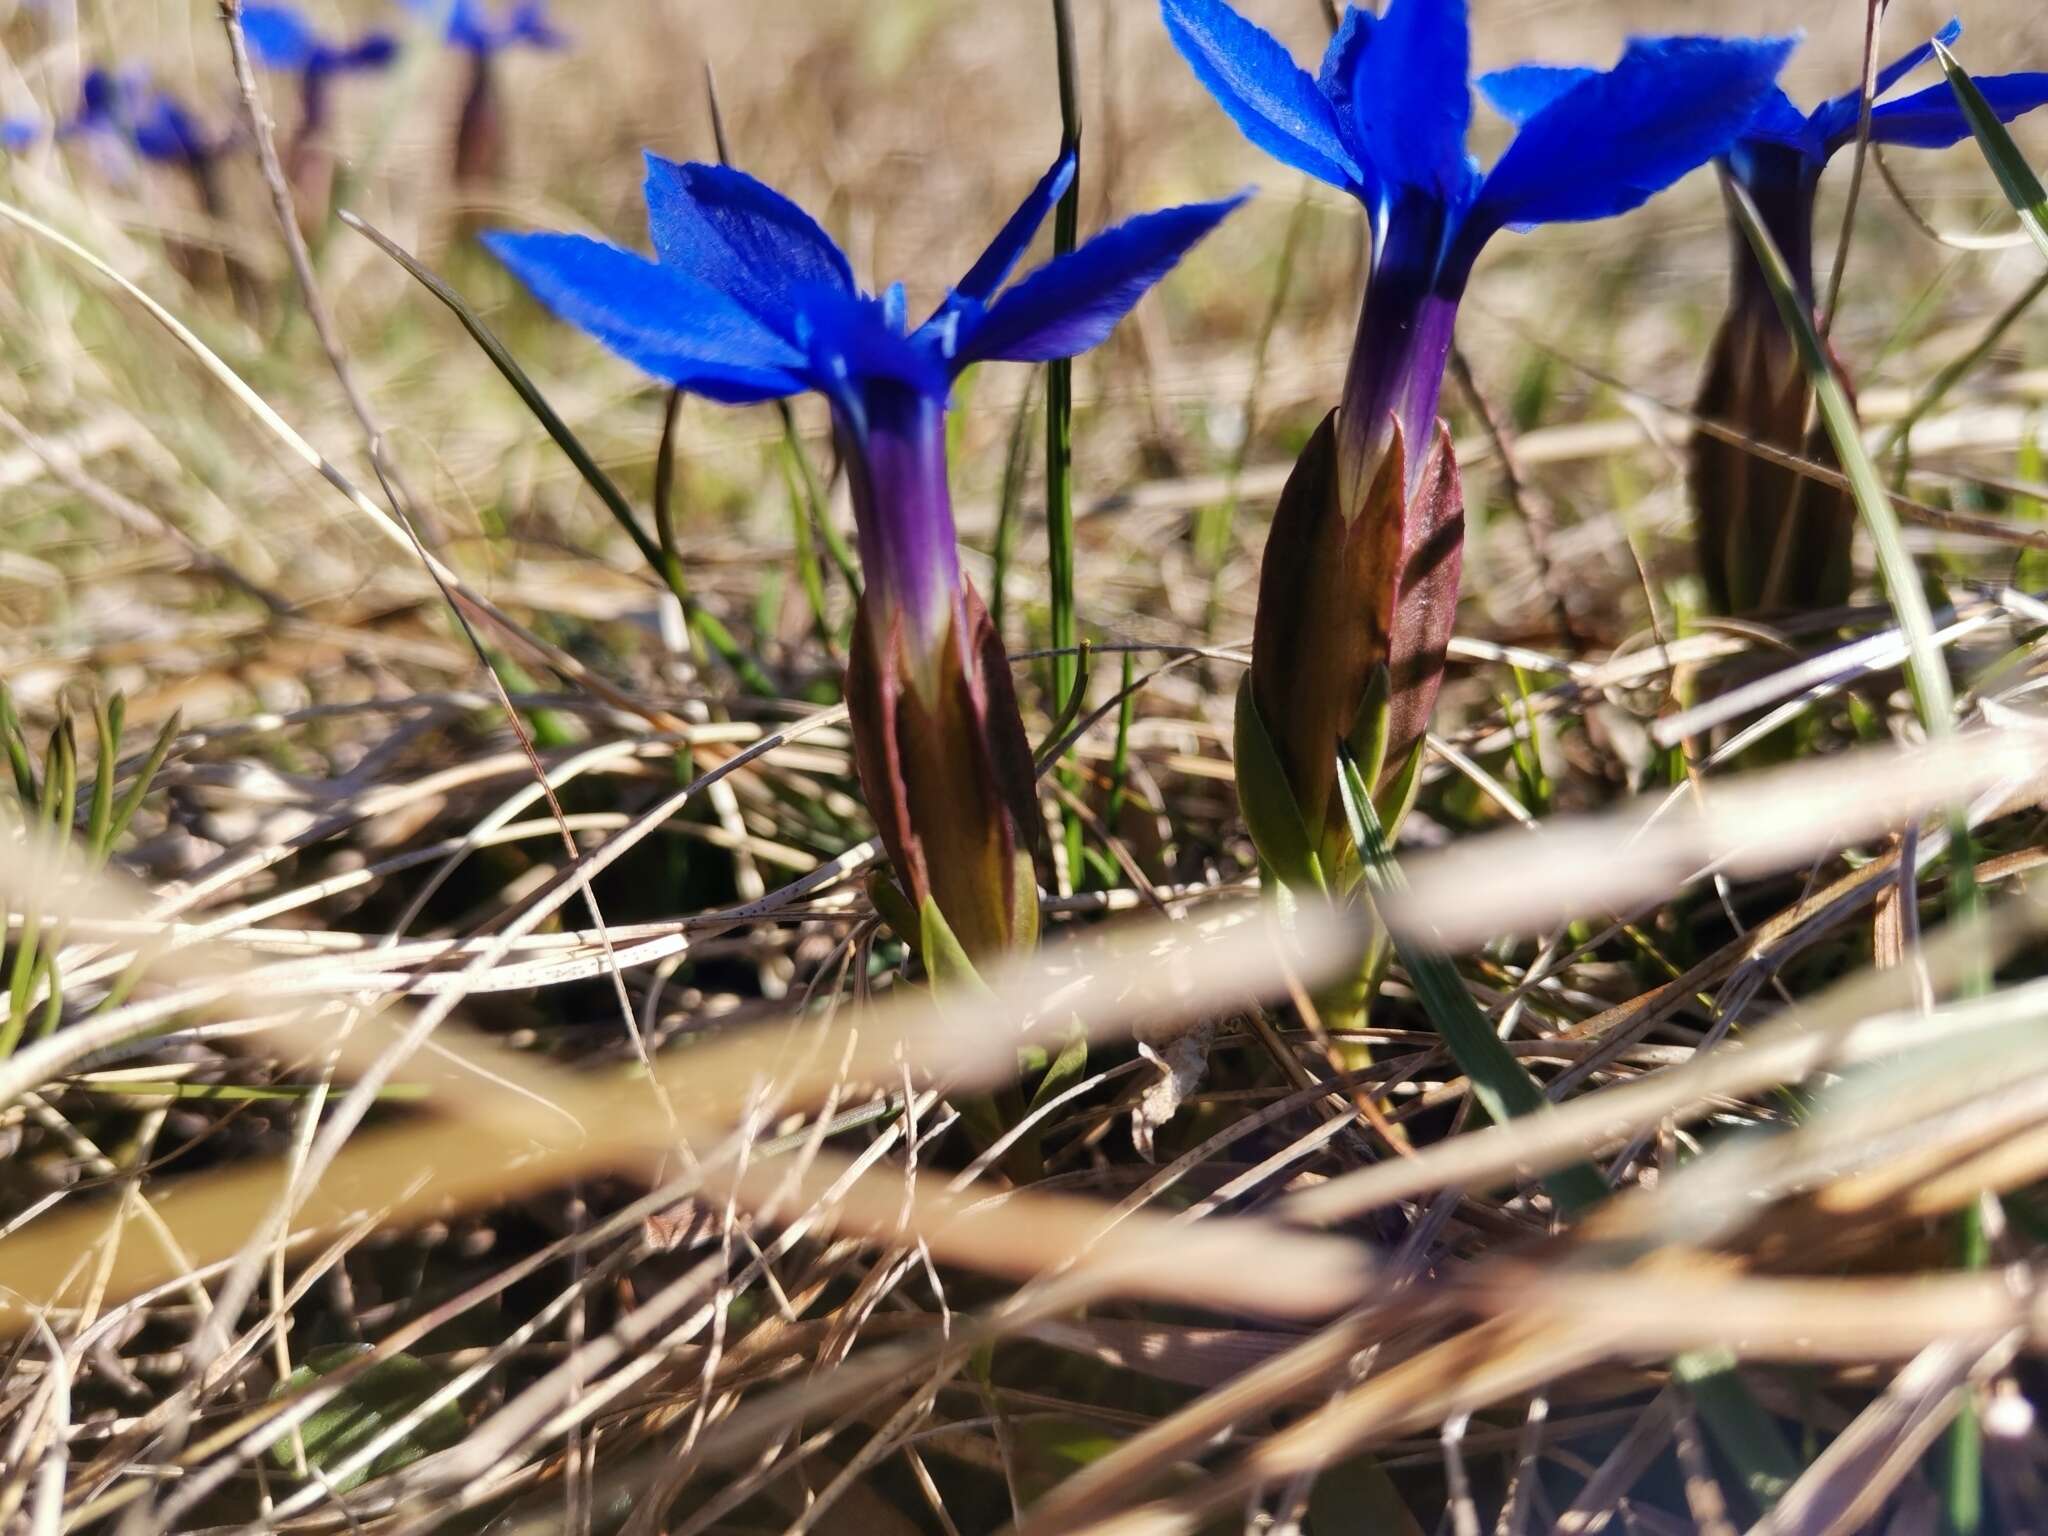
(844, 580, 1040, 958)
(1250, 410, 1465, 852)
(1691, 297, 1856, 618)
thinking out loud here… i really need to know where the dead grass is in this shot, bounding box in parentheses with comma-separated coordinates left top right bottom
(7, 0, 2048, 1532)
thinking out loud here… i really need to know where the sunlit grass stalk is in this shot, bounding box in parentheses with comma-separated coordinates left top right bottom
(1728, 167, 1982, 1523)
(1925, 44, 2048, 1529)
(1045, 0, 1082, 720)
(342, 214, 774, 694)
(990, 382, 1038, 638)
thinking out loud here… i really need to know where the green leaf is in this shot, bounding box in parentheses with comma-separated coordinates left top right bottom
(271, 1346, 465, 1493)
(919, 896, 989, 995)
(1027, 1024, 1089, 1112)
(1936, 41, 2048, 266)
(866, 873, 922, 956)
(1673, 1348, 1800, 1515)
(1334, 740, 1608, 1214)
(1723, 176, 1955, 739)
(106, 710, 179, 853)
(1233, 676, 1326, 895)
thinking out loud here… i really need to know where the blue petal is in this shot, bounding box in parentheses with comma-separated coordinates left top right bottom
(1, 117, 42, 151)
(484, 230, 809, 404)
(952, 148, 1077, 306)
(1347, 0, 1474, 204)
(1478, 64, 1597, 126)
(1866, 70, 2048, 150)
(1160, 0, 1363, 195)
(504, 0, 568, 50)
(1739, 85, 1827, 161)
(954, 192, 1247, 368)
(788, 284, 951, 407)
(642, 154, 853, 336)
(1469, 35, 1795, 243)
(1315, 5, 1374, 174)
(325, 33, 400, 72)
(130, 92, 212, 163)
(242, 4, 321, 70)
(1874, 17, 1962, 99)
(1809, 19, 1964, 151)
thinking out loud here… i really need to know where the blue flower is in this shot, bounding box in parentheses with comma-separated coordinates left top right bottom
(1, 117, 43, 153)
(489, 154, 1239, 956)
(486, 151, 1242, 670)
(402, 0, 566, 55)
(64, 67, 217, 169)
(1163, 0, 1794, 495)
(245, 4, 397, 142)
(245, 4, 398, 78)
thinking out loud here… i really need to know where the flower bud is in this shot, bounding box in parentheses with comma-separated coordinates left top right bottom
(846, 581, 1040, 960)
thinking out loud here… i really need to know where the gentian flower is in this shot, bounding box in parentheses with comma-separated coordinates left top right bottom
(487, 154, 1242, 957)
(1612, 20, 2048, 616)
(1163, 0, 1793, 894)
(243, 4, 397, 218)
(65, 67, 221, 175)
(400, 0, 565, 185)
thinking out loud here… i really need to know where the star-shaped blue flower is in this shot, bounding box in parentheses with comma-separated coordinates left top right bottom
(1163, 0, 1794, 493)
(486, 152, 1242, 669)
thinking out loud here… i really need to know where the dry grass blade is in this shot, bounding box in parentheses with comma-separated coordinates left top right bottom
(0, 845, 1368, 1330)
(1387, 728, 2048, 948)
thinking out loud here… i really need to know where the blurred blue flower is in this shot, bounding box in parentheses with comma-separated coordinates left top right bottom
(1, 116, 42, 152)
(402, 0, 566, 55)
(489, 153, 1240, 956)
(65, 67, 218, 169)
(244, 3, 396, 156)
(1164, 0, 1794, 495)
(245, 4, 398, 79)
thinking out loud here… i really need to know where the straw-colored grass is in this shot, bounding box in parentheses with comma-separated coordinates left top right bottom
(8, 1, 2048, 1531)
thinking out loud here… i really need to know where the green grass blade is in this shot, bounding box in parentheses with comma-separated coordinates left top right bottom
(1335, 741, 1608, 1214)
(339, 213, 772, 694)
(0, 685, 36, 807)
(1724, 177, 1954, 735)
(1673, 1349, 1801, 1514)
(991, 382, 1038, 639)
(108, 711, 179, 852)
(337, 214, 665, 581)
(86, 693, 120, 864)
(1936, 41, 2048, 266)
(1728, 168, 1983, 1527)
(1045, 0, 1082, 718)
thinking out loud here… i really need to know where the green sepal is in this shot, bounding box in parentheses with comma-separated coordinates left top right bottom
(867, 872, 923, 957)
(1027, 1021, 1089, 1112)
(1010, 851, 1040, 953)
(920, 895, 991, 996)
(1345, 664, 1395, 795)
(1372, 737, 1428, 843)
(1232, 674, 1325, 896)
